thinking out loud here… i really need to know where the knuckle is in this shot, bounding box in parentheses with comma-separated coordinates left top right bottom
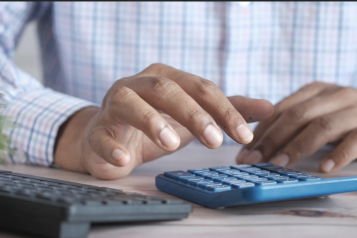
(340, 87, 357, 97)
(147, 63, 167, 74)
(148, 76, 175, 93)
(195, 78, 218, 96)
(222, 108, 240, 129)
(336, 148, 352, 164)
(312, 116, 334, 132)
(289, 141, 305, 157)
(109, 86, 134, 103)
(284, 106, 308, 123)
(141, 110, 159, 127)
(187, 109, 206, 123)
(310, 81, 325, 88)
(260, 134, 279, 151)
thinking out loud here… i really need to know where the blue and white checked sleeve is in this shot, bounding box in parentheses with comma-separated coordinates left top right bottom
(0, 2, 97, 166)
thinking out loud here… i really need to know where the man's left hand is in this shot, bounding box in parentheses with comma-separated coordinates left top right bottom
(236, 82, 357, 173)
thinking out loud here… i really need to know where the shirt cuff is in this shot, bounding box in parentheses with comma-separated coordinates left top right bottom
(1, 88, 99, 166)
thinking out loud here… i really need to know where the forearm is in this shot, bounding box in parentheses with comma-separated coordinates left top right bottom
(54, 106, 100, 173)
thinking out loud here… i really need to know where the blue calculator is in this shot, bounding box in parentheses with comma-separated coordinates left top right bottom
(155, 163, 357, 208)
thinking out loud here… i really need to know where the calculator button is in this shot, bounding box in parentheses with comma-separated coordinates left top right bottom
(252, 163, 275, 168)
(223, 180, 247, 185)
(198, 182, 222, 188)
(195, 171, 219, 177)
(272, 178, 290, 182)
(230, 165, 252, 169)
(248, 178, 268, 182)
(239, 168, 261, 173)
(254, 180, 277, 186)
(189, 179, 213, 186)
(164, 171, 195, 179)
(263, 173, 280, 178)
(206, 185, 231, 192)
(242, 175, 260, 180)
(180, 176, 204, 183)
(276, 178, 299, 183)
(214, 177, 237, 182)
(290, 174, 312, 179)
(231, 182, 255, 188)
(231, 172, 249, 177)
(276, 169, 294, 173)
(251, 170, 270, 175)
(264, 166, 285, 172)
(209, 166, 231, 171)
(299, 176, 321, 181)
(271, 176, 289, 181)
(187, 168, 210, 174)
(280, 172, 302, 176)
(205, 174, 228, 179)
(219, 169, 242, 175)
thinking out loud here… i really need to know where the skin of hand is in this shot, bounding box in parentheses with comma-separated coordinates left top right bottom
(54, 63, 274, 180)
(236, 82, 357, 173)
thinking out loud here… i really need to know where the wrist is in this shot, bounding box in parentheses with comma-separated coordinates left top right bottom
(54, 106, 100, 173)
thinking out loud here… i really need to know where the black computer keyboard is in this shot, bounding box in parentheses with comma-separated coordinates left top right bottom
(0, 169, 192, 238)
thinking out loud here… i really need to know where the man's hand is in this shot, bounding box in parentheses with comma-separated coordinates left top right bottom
(236, 82, 357, 173)
(55, 63, 273, 179)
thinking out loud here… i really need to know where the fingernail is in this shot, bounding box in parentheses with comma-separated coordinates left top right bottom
(321, 159, 335, 173)
(112, 149, 125, 160)
(271, 154, 290, 167)
(243, 150, 262, 164)
(203, 124, 223, 145)
(236, 124, 254, 143)
(159, 127, 179, 148)
(236, 149, 249, 163)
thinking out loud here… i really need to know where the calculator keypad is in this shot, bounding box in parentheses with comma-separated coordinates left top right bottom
(164, 163, 321, 193)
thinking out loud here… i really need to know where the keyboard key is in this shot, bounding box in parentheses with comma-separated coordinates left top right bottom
(189, 179, 213, 186)
(230, 165, 252, 169)
(187, 168, 210, 174)
(164, 171, 195, 179)
(209, 166, 231, 171)
(252, 163, 275, 168)
(198, 182, 222, 188)
(299, 176, 321, 181)
(206, 185, 231, 192)
(231, 182, 255, 188)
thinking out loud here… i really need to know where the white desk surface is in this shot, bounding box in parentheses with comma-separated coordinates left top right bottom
(1, 144, 357, 238)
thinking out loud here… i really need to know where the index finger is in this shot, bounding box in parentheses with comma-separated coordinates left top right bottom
(140, 63, 254, 144)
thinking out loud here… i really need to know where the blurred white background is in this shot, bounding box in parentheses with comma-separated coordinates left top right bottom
(14, 22, 43, 83)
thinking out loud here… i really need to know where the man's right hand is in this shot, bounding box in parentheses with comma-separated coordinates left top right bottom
(54, 63, 274, 179)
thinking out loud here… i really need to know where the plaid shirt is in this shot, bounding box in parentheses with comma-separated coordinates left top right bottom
(1, 2, 357, 166)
